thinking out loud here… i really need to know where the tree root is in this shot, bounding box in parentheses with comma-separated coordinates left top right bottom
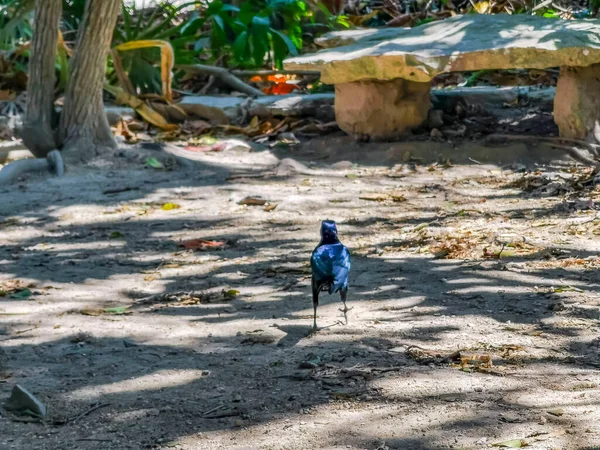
(0, 150, 64, 185)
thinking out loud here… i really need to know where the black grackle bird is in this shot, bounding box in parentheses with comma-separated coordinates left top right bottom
(310, 220, 351, 330)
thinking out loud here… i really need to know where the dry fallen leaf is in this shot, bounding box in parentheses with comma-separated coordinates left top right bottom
(492, 439, 525, 448)
(239, 196, 268, 206)
(181, 239, 226, 251)
(183, 120, 212, 135)
(459, 353, 493, 368)
(113, 39, 174, 102)
(184, 143, 225, 153)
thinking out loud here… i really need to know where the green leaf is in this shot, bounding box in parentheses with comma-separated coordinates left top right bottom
(10, 288, 32, 299)
(180, 13, 201, 35)
(249, 16, 270, 66)
(122, 4, 133, 41)
(553, 285, 583, 293)
(110, 231, 124, 239)
(271, 29, 298, 55)
(252, 16, 271, 28)
(213, 14, 226, 32)
(194, 37, 210, 52)
(145, 157, 164, 169)
(492, 439, 525, 448)
(103, 306, 129, 315)
(233, 31, 249, 60)
(224, 289, 240, 298)
(197, 136, 218, 145)
(221, 4, 240, 12)
(56, 46, 69, 90)
(162, 203, 181, 211)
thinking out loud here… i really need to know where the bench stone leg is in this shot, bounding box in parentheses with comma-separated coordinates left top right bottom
(555, 64, 600, 142)
(335, 78, 431, 140)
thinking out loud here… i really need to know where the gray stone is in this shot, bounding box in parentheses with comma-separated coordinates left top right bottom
(286, 14, 600, 139)
(286, 15, 600, 85)
(335, 78, 431, 139)
(315, 27, 411, 49)
(4, 385, 47, 418)
(554, 64, 600, 141)
(330, 160, 354, 170)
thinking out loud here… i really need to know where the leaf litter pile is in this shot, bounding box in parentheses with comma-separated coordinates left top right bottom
(2, 141, 600, 450)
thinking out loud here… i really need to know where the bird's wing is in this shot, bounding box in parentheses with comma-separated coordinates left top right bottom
(331, 245, 350, 292)
(311, 246, 333, 281)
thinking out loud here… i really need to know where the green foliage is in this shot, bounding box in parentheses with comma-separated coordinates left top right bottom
(186, 0, 345, 69)
(111, 2, 199, 95)
(62, 0, 87, 31)
(0, 0, 347, 94)
(0, 0, 34, 49)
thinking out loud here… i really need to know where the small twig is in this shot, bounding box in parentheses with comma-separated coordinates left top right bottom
(550, 144, 599, 167)
(498, 242, 507, 259)
(102, 186, 140, 195)
(532, 0, 552, 11)
(468, 157, 482, 165)
(69, 402, 111, 424)
(176, 64, 264, 97)
(202, 404, 224, 416)
(551, 2, 569, 12)
(372, 366, 404, 374)
(76, 438, 113, 442)
(199, 75, 216, 95)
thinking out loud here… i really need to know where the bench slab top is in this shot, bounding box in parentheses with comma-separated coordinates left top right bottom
(284, 14, 600, 84)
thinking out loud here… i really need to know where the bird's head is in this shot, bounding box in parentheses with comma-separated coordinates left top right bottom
(320, 220, 339, 244)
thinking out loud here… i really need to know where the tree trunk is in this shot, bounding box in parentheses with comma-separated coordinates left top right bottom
(21, 0, 62, 158)
(58, 0, 121, 163)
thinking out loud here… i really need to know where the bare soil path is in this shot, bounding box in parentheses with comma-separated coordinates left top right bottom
(1, 136, 600, 450)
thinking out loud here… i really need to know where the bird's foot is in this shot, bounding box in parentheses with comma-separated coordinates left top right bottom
(339, 306, 352, 325)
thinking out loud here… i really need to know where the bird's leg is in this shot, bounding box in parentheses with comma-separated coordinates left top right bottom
(339, 287, 352, 325)
(312, 279, 320, 331)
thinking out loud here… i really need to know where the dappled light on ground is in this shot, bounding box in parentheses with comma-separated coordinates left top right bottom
(1, 141, 600, 449)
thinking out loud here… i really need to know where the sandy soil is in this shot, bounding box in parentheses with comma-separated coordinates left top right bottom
(1, 135, 600, 450)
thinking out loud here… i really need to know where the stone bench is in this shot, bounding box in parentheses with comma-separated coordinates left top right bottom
(284, 14, 600, 141)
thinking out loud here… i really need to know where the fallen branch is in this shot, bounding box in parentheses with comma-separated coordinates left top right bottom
(176, 64, 265, 97)
(549, 144, 599, 167)
(485, 134, 600, 166)
(0, 149, 64, 185)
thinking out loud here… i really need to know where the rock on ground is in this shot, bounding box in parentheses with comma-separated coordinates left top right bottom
(286, 14, 600, 84)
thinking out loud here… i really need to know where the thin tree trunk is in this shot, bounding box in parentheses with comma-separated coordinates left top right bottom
(21, 0, 62, 158)
(58, 0, 121, 163)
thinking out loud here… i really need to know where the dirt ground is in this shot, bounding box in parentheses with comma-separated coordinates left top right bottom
(1, 134, 600, 450)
